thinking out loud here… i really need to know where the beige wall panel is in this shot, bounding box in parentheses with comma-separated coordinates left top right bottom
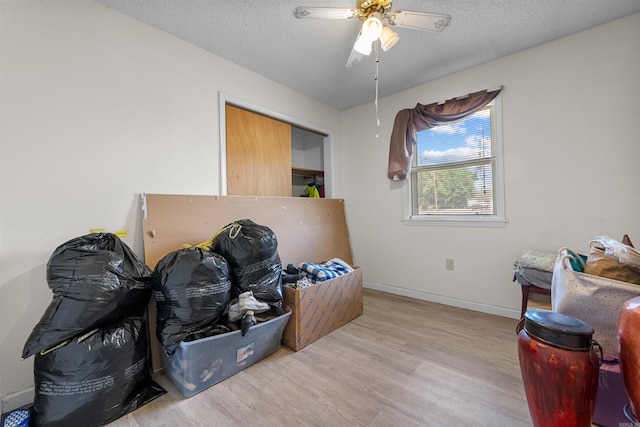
(142, 194, 353, 269)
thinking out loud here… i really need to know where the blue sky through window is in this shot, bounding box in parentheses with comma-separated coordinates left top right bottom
(415, 108, 492, 167)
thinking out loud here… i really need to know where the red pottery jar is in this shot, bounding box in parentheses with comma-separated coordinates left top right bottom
(517, 309, 602, 427)
(618, 296, 640, 423)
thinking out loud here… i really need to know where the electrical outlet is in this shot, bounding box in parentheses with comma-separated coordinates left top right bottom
(446, 259, 454, 270)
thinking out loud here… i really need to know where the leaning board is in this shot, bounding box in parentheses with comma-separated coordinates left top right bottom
(142, 194, 353, 269)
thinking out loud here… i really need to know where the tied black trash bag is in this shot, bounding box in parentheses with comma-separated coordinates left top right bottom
(22, 233, 153, 359)
(31, 316, 165, 427)
(152, 247, 232, 350)
(212, 219, 283, 307)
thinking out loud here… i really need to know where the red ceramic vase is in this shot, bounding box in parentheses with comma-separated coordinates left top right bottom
(517, 310, 601, 427)
(618, 296, 640, 422)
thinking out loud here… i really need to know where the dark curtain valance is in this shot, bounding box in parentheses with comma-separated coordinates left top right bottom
(387, 88, 502, 181)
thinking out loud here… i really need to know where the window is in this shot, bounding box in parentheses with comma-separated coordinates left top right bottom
(404, 96, 506, 227)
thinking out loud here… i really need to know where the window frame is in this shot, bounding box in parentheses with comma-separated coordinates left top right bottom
(402, 94, 507, 227)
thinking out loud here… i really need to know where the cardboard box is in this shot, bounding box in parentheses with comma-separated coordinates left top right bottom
(163, 310, 290, 398)
(142, 194, 362, 370)
(282, 267, 363, 351)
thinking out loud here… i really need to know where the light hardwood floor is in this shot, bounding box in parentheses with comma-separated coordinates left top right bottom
(108, 289, 533, 427)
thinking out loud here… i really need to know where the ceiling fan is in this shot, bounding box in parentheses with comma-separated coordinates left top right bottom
(293, 0, 452, 67)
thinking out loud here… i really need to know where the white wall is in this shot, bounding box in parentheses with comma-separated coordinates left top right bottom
(291, 127, 324, 171)
(0, 1, 341, 403)
(342, 13, 640, 316)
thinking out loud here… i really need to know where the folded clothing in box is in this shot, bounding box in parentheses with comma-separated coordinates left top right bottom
(299, 258, 353, 283)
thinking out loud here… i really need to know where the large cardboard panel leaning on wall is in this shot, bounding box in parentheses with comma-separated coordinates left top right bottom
(141, 194, 363, 370)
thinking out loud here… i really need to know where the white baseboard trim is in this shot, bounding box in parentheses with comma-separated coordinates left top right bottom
(364, 281, 521, 320)
(1, 387, 34, 415)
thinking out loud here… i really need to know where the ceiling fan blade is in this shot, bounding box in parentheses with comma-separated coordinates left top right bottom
(346, 31, 367, 67)
(387, 10, 452, 32)
(293, 6, 358, 20)
(346, 48, 364, 67)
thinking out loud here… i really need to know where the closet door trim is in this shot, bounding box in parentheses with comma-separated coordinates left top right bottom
(218, 92, 334, 197)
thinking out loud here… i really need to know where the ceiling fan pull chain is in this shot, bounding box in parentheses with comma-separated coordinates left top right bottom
(374, 42, 380, 138)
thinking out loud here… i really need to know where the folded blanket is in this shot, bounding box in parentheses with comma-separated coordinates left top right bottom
(517, 249, 557, 273)
(299, 258, 354, 283)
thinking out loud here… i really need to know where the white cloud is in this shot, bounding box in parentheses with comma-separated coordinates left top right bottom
(419, 136, 491, 164)
(430, 122, 467, 135)
(420, 146, 473, 163)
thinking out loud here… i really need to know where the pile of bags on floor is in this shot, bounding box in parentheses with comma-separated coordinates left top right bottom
(152, 219, 286, 355)
(22, 232, 166, 427)
(512, 234, 640, 355)
(552, 234, 640, 355)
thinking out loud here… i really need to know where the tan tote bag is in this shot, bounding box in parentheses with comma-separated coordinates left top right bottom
(583, 235, 640, 285)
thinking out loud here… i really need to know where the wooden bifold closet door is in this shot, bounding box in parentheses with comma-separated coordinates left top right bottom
(225, 104, 292, 196)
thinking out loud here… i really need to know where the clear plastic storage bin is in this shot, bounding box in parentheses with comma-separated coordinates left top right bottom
(162, 310, 290, 397)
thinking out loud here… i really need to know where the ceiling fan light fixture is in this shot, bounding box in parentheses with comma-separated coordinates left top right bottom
(360, 12, 383, 42)
(379, 25, 399, 51)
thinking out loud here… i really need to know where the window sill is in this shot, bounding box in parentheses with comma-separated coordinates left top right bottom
(402, 216, 508, 228)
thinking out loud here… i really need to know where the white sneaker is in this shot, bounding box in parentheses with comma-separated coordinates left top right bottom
(238, 291, 270, 313)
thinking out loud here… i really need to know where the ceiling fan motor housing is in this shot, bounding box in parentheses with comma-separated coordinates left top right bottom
(357, 0, 392, 18)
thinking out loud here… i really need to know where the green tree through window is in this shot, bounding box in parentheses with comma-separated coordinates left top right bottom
(418, 167, 476, 211)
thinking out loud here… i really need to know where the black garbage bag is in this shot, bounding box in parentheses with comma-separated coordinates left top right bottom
(211, 219, 283, 307)
(31, 316, 166, 427)
(22, 233, 153, 359)
(152, 247, 232, 349)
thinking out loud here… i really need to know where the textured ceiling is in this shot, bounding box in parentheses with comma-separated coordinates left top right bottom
(94, 0, 640, 110)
